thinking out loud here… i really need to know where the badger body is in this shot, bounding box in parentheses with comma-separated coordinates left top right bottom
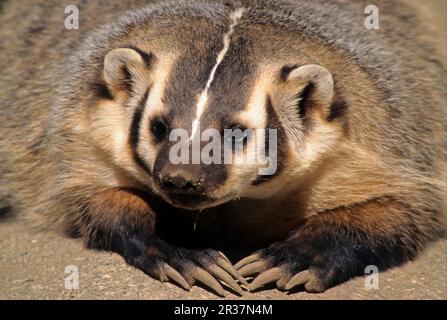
(0, 0, 445, 294)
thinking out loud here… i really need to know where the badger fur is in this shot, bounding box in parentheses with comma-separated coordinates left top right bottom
(0, 0, 445, 295)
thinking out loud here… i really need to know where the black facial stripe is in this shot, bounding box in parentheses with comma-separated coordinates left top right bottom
(129, 88, 152, 174)
(252, 95, 286, 186)
(205, 35, 253, 124)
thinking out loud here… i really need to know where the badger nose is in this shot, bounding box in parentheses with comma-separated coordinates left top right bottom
(159, 168, 204, 194)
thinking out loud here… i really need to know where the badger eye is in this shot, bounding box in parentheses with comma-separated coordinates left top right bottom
(150, 119, 168, 140)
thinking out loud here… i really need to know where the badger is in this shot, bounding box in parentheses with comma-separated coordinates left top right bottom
(0, 0, 445, 296)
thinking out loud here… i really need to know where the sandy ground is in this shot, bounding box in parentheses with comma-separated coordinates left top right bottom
(0, 218, 446, 300)
(1, 0, 446, 301)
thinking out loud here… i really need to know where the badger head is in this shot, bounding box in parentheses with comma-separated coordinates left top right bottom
(85, 2, 347, 210)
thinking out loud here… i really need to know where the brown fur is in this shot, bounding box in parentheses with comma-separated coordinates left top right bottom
(0, 0, 445, 294)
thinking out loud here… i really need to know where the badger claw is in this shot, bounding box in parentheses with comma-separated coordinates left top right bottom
(188, 266, 227, 296)
(208, 264, 243, 294)
(234, 254, 261, 269)
(216, 257, 249, 287)
(248, 267, 283, 291)
(162, 263, 191, 290)
(238, 261, 268, 277)
(236, 244, 327, 293)
(285, 270, 313, 291)
(138, 243, 245, 296)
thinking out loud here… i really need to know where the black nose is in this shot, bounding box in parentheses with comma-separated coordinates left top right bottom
(160, 170, 204, 194)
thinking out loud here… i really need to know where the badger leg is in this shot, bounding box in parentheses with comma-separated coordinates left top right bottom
(75, 188, 245, 296)
(236, 197, 437, 293)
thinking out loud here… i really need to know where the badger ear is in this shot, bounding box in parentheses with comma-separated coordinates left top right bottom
(103, 47, 152, 94)
(280, 64, 334, 120)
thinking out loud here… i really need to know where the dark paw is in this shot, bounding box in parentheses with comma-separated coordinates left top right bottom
(131, 239, 247, 296)
(235, 242, 332, 293)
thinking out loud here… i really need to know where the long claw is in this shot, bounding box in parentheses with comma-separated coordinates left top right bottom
(163, 264, 190, 291)
(235, 254, 260, 270)
(209, 265, 243, 295)
(239, 261, 267, 277)
(285, 270, 312, 290)
(191, 267, 226, 297)
(276, 276, 289, 290)
(218, 251, 231, 263)
(248, 267, 283, 291)
(216, 258, 249, 287)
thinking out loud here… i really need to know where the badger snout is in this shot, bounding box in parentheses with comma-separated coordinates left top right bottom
(154, 161, 227, 210)
(159, 165, 205, 195)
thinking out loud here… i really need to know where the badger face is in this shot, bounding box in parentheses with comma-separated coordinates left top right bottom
(90, 4, 345, 210)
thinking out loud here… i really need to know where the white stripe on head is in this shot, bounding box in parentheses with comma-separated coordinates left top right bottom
(190, 8, 246, 141)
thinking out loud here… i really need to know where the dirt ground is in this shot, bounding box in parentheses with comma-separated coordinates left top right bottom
(0, 218, 446, 300)
(1, 0, 446, 300)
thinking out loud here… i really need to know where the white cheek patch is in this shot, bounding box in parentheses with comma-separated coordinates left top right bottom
(89, 99, 144, 181)
(97, 100, 128, 155)
(190, 8, 246, 141)
(237, 75, 270, 129)
(297, 124, 341, 171)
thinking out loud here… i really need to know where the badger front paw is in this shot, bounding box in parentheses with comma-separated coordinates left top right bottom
(235, 241, 337, 293)
(131, 239, 247, 296)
